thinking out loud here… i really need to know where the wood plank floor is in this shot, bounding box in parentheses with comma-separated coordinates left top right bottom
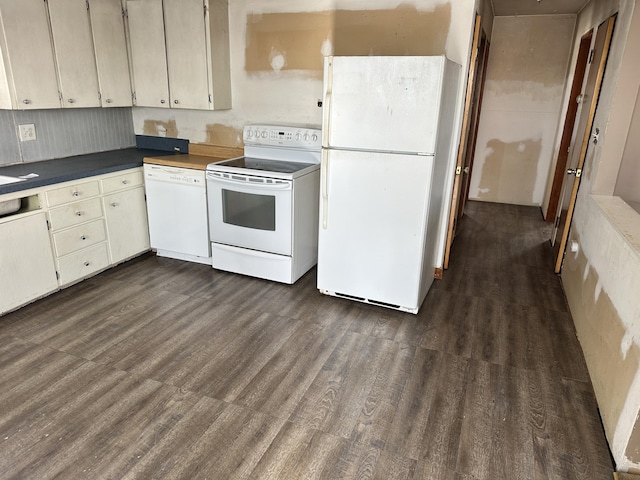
(0, 201, 613, 479)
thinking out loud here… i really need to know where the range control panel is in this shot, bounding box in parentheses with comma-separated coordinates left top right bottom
(243, 124, 321, 150)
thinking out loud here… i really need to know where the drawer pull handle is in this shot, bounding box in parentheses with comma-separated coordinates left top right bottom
(84, 261, 90, 267)
(73, 191, 80, 197)
(76, 211, 82, 216)
(80, 235, 87, 240)
(111, 202, 118, 207)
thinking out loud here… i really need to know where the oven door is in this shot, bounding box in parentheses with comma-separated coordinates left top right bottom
(207, 171, 293, 256)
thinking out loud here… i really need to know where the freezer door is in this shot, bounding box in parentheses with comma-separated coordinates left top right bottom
(317, 148, 434, 311)
(323, 56, 446, 154)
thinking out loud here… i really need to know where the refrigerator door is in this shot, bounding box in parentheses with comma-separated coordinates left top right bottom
(317, 148, 434, 312)
(323, 56, 446, 154)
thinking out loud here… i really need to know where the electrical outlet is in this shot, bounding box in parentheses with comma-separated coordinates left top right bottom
(18, 123, 36, 142)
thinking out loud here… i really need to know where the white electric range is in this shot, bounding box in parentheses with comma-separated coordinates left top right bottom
(205, 125, 321, 284)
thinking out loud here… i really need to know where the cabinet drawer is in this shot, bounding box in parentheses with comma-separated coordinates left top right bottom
(46, 180, 100, 207)
(102, 170, 143, 193)
(48, 197, 103, 231)
(57, 242, 109, 286)
(52, 219, 107, 257)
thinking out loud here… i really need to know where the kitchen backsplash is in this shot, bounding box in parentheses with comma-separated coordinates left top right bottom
(0, 108, 135, 167)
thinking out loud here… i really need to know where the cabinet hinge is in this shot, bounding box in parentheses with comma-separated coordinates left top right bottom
(588, 48, 595, 64)
(132, 92, 136, 102)
(554, 216, 561, 229)
(86, 0, 89, 11)
(55, 271, 60, 280)
(122, 8, 127, 19)
(46, 219, 51, 230)
(455, 165, 462, 175)
(208, 94, 212, 104)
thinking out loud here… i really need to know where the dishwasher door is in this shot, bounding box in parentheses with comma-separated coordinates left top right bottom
(143, 164, 211, 264)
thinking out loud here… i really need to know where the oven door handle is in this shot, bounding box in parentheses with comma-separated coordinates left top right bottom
(208, 174, 292, 191)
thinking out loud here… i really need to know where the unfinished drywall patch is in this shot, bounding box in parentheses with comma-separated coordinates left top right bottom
(332, 4, 451, 56)
(244, 4, 451, 75)
(142, 119, 179, 138)
(205, 124, 243, 147)
(563, 235, 640, 436)
(476, 138, 541, 203)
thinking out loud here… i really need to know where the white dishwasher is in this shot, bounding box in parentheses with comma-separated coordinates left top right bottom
(143, 162, 211, 265)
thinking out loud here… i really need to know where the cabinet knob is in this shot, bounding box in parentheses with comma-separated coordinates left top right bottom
(160, 99, 166, 104)
(72, 191, 80, 197)
(80, 235, 87, 240)
(111, 202, 118, 207)
(105, 98, 113, 104)
(67, 98, 75, 104)
(174, 100, 179, 104)
(84, 261, 91, 267)
(76, 211, 82, 217)
(22, 99, 31, 105)
(121, 180, 128, 185)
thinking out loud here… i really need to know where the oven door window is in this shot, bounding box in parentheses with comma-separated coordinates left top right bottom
(222, 189, 275, 231)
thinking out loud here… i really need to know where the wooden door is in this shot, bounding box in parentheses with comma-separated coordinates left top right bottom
(545, 30, 593, 222)
(552, 15, 616, 273)
(444, 15, 489, 269)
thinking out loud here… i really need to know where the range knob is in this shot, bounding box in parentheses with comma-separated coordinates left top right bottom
(311, 134, 318, 142)
(246, 130, 253, 138)
(295, 133, 302, 141)
(261, 131, 268, 138)
(303, 133, 310, 141)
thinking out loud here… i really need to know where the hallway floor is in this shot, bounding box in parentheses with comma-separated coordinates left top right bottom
(0, 201, 613, 479)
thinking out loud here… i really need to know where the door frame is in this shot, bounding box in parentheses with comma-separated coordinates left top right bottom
(553, 14, 616, 273)
(444, 14, 488, 269)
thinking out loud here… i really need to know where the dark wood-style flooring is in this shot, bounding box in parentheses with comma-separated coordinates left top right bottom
(0, 201, 613, 479)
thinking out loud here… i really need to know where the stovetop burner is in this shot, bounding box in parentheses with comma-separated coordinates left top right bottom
(218, 156, 315, 174)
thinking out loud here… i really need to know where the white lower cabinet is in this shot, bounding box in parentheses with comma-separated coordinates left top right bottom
(102, 174, 150, 264)
(0, 212, 58, 314)
(0, 166, 150, 313)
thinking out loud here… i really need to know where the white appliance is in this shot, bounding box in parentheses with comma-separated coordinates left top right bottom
(318, 55, 461, 314)
(206, 125, 321, 284)
(144, 164, 211, 264)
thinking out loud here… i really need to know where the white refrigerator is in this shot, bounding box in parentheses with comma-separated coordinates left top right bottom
(317, 55, 460, 314)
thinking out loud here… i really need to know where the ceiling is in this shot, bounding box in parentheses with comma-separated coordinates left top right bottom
(491, 0, 591, 16)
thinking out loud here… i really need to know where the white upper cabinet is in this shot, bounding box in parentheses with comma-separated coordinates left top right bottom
(88, 0, 133, 107)
(125, 0, 231, 110)
(163, 0, 209, 110)
(47, 0, 101, 108)
(126, 0, 170, 108)
(0, 0, 61, 109)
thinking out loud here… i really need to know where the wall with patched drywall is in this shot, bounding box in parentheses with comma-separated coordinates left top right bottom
(561, 0, 640, 472)
(467, 15, 575, 207)
(130, 0, 475, 147)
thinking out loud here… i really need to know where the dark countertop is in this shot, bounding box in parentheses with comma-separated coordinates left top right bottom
(0, 148, 177, 196)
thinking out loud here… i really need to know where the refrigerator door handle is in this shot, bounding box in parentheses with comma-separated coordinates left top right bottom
(321, 149, 329, 229)
(322, 57, 333, 148)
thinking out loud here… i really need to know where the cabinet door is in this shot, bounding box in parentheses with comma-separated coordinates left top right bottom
(125, 0, 169, 108)
(0, 0, 61, 109)
(103, 187, 150, 264)
(47, 0, 101, 107)
(163, 0, 210, 110)
(88, 0, 132, 107)
(0, 212, 58, 314)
